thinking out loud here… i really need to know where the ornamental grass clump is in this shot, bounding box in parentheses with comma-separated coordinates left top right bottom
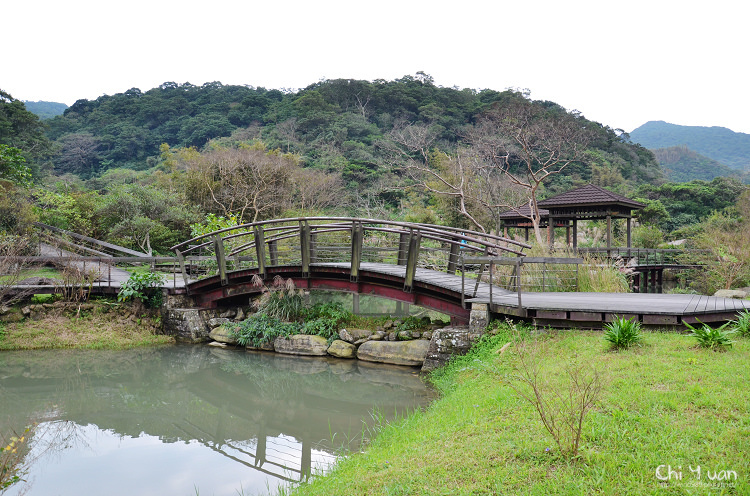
(603, 316, 643, 350)
(685, 320, 735, 351)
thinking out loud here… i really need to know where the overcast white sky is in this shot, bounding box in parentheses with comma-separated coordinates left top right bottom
(4, 0, 748, 134)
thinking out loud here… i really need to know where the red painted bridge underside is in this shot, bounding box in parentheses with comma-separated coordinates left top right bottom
(181, 265, 471, 324)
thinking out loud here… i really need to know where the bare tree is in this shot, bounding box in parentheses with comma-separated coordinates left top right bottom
(465, 94, 593, 245)
(381, 122, 526, 234)
(291, 168, 345, 214)
(182, 145, 297, 223)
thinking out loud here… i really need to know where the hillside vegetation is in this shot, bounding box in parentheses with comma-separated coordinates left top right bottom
(630, 121, 750, 171)
(652, 145, 749, 183)
(22, 100, 68, 120)
(43, 76, 661, 192)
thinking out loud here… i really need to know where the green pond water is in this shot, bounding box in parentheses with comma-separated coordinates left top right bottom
(0, 344, 434, 496)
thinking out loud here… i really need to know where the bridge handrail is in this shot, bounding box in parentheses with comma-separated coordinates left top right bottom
(171, 217, 531, 254)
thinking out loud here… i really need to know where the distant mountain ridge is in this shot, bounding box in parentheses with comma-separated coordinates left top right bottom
(23, 100, 68, 119)
(629, 121, 750, 171)
(652, 145, 749, 183)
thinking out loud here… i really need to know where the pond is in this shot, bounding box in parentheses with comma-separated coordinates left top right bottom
(0, 345, 435, 495)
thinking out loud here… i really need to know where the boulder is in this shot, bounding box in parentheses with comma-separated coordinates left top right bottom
(327, 339, 357, 358)
(162, 309, 210, 343)
(357, 339, 430, 366)
(246, 341, 274, 352)
(208, 326, 238, 345)
(421, 326, 482, 372)
(274, 334, 329, 356)
(713, 289, 749, 299)
(339, 328, 371, 343)
(219, 308, 237, 319)
(208, 317, 231, 329)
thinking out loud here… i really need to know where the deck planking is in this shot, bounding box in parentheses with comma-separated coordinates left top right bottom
(313, 262, 750, 325)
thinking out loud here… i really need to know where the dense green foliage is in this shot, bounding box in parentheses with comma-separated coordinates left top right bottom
(43, 76, 660, 191)
(652, 145, 749, 183)
(630, 120, 750, 171)
(117, 271, 166, 308)
(0, 90, 53, 178)
(634, 177, 746, 232)
(22, 100, 68, 120)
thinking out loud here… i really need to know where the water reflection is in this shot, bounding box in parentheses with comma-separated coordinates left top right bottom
(0, 345, 434, 495)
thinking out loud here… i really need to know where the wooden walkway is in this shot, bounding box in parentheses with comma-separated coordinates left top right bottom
(225, 262, 750, 328)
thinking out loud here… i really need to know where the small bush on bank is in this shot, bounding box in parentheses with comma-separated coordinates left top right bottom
(118, 271, 165, 308)
(225, 314, 301, 347)
(686, 320, 735, 350)
(732, 309, 750, 337)
(603, 316, 643, 350)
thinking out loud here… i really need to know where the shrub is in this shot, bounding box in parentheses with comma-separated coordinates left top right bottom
(252, 275, 304, 321)
(685, 320, 735, 350)
(732, 310, 750, 338)
(603, 316, 643, 350)
(117, 271, 166, 308)
(225, 314, 301, 347)
(505, 334, 603, 458)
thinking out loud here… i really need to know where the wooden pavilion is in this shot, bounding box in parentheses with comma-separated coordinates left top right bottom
(498, 184, 645, 249)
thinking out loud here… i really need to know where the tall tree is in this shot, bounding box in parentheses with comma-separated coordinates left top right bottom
(465, 93, 594, 245)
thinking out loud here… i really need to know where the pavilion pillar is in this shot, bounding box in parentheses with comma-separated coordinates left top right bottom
(524, 228, 529, 242)
(566, 223, 571, 247)
(606, 215, 612, 257)
(572, 219, 578, 252)
(548, 216, 555, 249)
(626, 216, 632, 248)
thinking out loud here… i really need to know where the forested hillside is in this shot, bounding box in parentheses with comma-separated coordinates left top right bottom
(23, 101, 68, 120)
(630, 121, 750, 171)
(652, 145, 749, 183)
(45, 76, 661, 193)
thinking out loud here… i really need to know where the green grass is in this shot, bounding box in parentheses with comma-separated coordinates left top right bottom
(0, 267, 62, 283)
(289, 325, 750, 495)
(0, 302, 173, 350)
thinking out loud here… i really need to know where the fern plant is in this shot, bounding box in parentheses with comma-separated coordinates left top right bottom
(731, 310, 750, 338)
(685, 320, 735, 350)
(603, 316, 642, 350)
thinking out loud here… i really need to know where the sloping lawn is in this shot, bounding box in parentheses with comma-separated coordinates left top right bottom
(290, 326, 750, 495)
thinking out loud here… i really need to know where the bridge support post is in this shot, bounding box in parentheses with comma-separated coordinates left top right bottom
(447, 238, 460, 275)
(403, 230, 421, 292)
(254, 226, 266, 279)
(397, 232, 409, 265)
(350, 221, 363, 282)
(269, 241, 278, 266)
(175, 248, 190, 289)
(214, 235, 228, 286)
(300, 221, 311, 277)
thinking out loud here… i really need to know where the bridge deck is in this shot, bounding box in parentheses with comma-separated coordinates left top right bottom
(313, 262, 514, 300)
(183, 261, 749, 328)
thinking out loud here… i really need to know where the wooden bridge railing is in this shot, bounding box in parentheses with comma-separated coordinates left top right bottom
(576, 247, 709, 267)
(461, 256, 584, 311)
(171, 217, 531, 291)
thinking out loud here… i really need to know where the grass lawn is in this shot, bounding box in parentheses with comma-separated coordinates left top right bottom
(0, 301, 174, 350)
(0, 266, 62, 283)
(290, 324, 750, 495)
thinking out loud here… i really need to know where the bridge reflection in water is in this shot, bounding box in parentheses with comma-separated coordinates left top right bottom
(0, 346, 434, 495)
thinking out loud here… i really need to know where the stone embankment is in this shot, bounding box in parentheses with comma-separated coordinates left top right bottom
(162, 295, 490, 372)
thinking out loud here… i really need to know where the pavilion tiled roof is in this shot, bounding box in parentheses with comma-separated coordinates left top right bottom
(537, 184, 645, 209)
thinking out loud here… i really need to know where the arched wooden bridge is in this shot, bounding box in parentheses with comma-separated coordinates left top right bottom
(171, 217, 530, 324)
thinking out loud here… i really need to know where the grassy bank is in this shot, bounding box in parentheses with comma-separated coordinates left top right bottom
(0, 300, 174, 350)
(290, 324, 750, 495)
